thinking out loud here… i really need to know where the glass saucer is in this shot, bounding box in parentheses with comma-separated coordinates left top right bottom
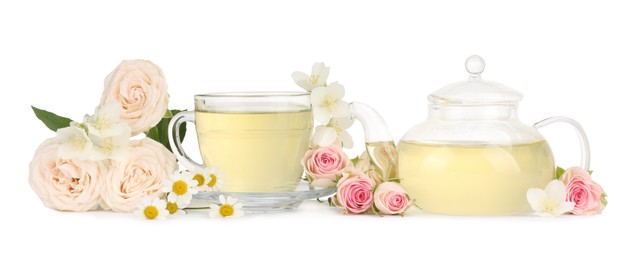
(192, 181, 336, 213)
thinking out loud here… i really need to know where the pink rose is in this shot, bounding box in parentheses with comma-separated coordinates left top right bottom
(101, 139, 177, 212)
(302, 144, 351, 188)
(335, 169, 375, 214)
(373, 182, 410, 215)
(101, 60, 169, 136)
(560, 167, 605, 215)
(29, 139, 104, 211)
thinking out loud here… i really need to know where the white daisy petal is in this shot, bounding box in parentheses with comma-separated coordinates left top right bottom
(233, 203, 243, 210)
(226, 196, 239, 205)
(182, 193, 192, 204)
(219, 195, 227, 205)
(167, 192, 177, 203)
(153, 198, 166, 208)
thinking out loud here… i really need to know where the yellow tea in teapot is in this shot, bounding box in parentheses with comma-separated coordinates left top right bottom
(196, 110, 312, 192)
(398, 140, 554, 215)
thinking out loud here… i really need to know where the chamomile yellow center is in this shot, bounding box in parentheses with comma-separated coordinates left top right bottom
(166, 202, 179, 214)
(173, 180, 188, 195)
(143, 205, 159, 219)
(219, 204, 234, 217)
(193, 174, 205, 186)
(207, 174, 217, 187)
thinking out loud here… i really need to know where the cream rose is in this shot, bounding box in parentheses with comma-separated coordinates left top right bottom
(29, 139, 104, 212)
(302, 144, 351, 188)
(101, 138, 177, 212)
(100, 60, 169, 136)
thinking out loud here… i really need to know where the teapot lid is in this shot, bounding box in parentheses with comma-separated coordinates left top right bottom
(428, 55, 523, 105)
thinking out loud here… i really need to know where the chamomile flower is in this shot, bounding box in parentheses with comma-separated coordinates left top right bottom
(205, 167, 224, 192)
(162, 171, 199, 205)
(188, 166, 225, 192)
(137, 197, 167, 220)
(209, 195, 244, 218)
(165, 201, 186, 215)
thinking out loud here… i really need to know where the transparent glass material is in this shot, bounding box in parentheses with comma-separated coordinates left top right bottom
(169, 92, 336, 213)
(398, 56, 590, 215)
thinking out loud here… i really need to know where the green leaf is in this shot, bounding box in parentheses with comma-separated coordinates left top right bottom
(32, 106, 73, 132)
(387, 178, 402, 183)
(351, 156, 360, 165)
(601, 193, 608, 207)
(555, 166, 566, 180)
(146, 109, 187, 153)
(588, 170, 593, 175)
(163, 109, 174, 118)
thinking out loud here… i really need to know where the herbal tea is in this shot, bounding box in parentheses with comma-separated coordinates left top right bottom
(398, 140, 554, 215)
(196, 110, 313, 192)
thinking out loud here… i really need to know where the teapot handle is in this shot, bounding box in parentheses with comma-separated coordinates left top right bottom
(533, 116, 590, 170)
(349, 102, 397, 181)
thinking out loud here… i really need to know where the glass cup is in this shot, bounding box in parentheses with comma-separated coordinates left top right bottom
(169, 92, 313, 192)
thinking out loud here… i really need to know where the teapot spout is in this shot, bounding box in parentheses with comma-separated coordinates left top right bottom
(349, 102, 398, 181)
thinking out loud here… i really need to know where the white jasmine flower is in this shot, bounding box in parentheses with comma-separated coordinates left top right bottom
(162, 171, 199, 205)
(56, 124, 93, 160)
(85, 102, 129, 137)
(310, 82, 350, 124)
(88, 128, 131, 161)
(136, 197, 167, 220)
(527, 180, 575, 217)
(291, 62, 330, 91)
(209, 195, 244, 218)
(311, 117, 354, 148)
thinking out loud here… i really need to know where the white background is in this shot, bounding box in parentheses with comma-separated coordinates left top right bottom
(1, 0, 624, 259)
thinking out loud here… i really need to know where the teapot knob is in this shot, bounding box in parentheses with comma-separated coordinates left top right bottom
(465, 55, 485, 78)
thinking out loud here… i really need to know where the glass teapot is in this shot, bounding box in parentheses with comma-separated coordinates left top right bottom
(350, 55, 590, 215)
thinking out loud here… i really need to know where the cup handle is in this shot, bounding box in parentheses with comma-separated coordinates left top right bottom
(533, 116, 590, 170)
(168, 111, 203, 169)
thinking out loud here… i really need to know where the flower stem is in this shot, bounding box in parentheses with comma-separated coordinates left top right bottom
(183, 207, 210, 210)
